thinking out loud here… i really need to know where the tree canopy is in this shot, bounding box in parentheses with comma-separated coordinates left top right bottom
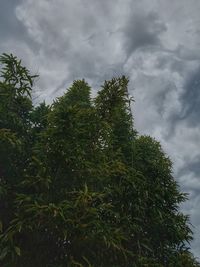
(0, 53, 199, 267)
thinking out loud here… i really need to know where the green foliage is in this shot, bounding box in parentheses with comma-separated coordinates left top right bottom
(0, 54, 199, 267)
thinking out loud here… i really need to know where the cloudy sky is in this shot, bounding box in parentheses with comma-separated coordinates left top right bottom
(1, 0, 200, 258)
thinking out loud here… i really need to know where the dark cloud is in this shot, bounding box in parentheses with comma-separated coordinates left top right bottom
(0, 0, 39, 53)
(178, 160, 200, 186)
(176, 45, 200, 61)
(0, 0, 22, 38)
(166, 67, 200, 132)
(180, 68, 200, 125)
(123, 12, 167, 57)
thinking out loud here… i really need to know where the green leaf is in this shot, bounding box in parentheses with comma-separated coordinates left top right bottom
(14, 246, 21, 256)
(0, 247, 8, 260)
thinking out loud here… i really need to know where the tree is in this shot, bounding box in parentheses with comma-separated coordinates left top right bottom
(0, 54, 199, 267)
(133, 136, 193, 265)
(0, 54, 37, 263)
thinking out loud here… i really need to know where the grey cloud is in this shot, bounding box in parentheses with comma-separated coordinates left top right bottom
(0, 0, 22, 39)
(168, 68, 200, 127)
(180, 69, 200, 126)
(0, 0, 39, 54)
(123, 12, 167, 57)
(176, 45, 200, 61)
(177, 154, 200, 194)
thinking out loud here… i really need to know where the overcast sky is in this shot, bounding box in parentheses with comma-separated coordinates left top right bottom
(1, 0, 200, 259)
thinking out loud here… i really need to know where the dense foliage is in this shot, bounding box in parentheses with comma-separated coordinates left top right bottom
(0, 54, 199, 266)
